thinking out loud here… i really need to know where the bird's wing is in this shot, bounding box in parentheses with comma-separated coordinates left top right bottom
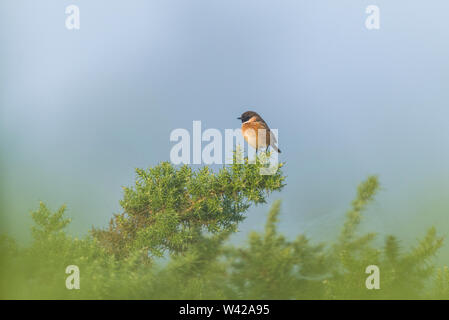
(269, 129, 277, 143)
(255, 119, 277, 144)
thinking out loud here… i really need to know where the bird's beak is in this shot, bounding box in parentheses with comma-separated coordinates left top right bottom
(237, 117, 241, 120)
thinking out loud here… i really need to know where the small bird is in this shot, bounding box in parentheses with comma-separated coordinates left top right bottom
(238, 111, 281, 153)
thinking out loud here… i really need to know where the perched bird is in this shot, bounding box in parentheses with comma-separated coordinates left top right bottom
(238, 111, 281, 153)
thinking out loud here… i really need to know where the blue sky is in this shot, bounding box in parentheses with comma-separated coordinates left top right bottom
(1, 1, 449, 251)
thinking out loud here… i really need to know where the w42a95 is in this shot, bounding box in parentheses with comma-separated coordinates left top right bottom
(222, 304, 270, 315)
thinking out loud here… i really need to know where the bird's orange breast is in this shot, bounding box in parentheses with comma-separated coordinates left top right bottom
(242, 121, 270, 148)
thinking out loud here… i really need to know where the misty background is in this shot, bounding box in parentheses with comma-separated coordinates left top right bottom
(1, 1, 448, 261)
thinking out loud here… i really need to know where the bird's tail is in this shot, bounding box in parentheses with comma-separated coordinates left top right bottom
(271, 145, 281, 153)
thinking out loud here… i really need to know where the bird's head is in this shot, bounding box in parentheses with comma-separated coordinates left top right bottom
(237, 111, 260, 123)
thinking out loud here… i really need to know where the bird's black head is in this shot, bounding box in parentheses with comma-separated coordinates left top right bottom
(237, 111, 260, 123)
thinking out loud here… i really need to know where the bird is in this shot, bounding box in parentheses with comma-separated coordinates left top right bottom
(237, 111, 281, 153)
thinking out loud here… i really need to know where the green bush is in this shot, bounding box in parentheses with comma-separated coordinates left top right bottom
(0, 156, 447, 299)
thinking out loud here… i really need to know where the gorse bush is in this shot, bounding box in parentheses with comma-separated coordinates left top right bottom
(0, 155, 447, 299)
(92, 154, 285, 259)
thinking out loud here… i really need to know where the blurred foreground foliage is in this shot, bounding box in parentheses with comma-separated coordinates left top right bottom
(1, 156, 447, 299)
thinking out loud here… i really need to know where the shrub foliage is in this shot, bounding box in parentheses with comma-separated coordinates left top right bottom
(0, 156, 446, 299)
